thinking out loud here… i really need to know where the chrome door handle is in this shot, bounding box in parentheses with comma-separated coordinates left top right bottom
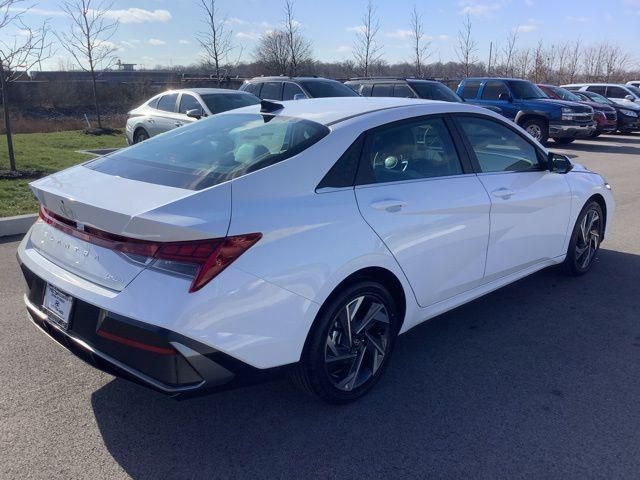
(491, 188, 515, 199)
(146, 118, 154, 123)
(369, 200, 407, 212)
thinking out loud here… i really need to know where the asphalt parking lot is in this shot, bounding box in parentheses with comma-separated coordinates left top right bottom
(1, 134, 640, 480)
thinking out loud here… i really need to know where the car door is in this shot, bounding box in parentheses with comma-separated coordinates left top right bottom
(259, 82, 283, 101)
(177, 93, 205, 126)
(354, 115, 491, 307)
(478, 80, 519, 120)
(454, 114, 572, 281)
(153, 93, 180, 135)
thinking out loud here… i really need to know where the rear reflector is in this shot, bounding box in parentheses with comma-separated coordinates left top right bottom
(39, 206, 261, 292)
(96, 328, 177, 355)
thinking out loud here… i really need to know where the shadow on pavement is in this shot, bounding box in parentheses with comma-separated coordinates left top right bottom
(91, 249, 640, 478)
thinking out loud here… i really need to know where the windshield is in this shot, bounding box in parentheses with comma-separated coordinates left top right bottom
(410, 82, 462, 102)
(581, 91, 614, 105)
(507, 80, 547, 100)
(87, 114, 329, 190)
(200, 93, 260, 114)
(298, 80, 359, 98)
(626, 85, 640, 97)
(548, 86, 582, 102)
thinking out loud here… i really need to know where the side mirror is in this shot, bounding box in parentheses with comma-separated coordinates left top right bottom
(186, 108, 204, 119)
(625, 94, 635, 101)
(293, 93, 306, 101)
(498, 92, 512, 102)
(548, 152, 573, 173)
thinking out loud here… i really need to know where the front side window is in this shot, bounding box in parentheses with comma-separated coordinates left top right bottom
(627, 85, 640, 97)
(507, 81, 547, 100)
(482, 81, 510, 100)
(607, 86, 630, 99)
(87, 114, 329, 190)
(156, 93, 178, 112)
(358, 117, 463, 185)
(283, 82, 305, 100)
(178, 94, 202, 114)
(457, 116, 540, 173)
(242, 83, 261, 96)
(200, 93, 260, 114)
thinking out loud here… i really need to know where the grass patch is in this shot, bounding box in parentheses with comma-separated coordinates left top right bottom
(0, 130, 125, 217)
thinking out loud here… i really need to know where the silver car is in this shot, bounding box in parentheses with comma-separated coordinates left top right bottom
(125, 88, 260, 144)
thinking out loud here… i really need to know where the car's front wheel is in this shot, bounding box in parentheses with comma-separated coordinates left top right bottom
(564, 200, 604, 276)
(522, 118, 549, 145)
(291, 280, 399, 404)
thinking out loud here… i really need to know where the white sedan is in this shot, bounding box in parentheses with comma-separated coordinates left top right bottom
(18, 97, 613, 403)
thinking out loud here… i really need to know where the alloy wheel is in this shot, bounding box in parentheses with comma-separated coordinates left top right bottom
(526, 124, 543, 140)
(324, 294, 391, 392)
(575, 208, 600, 270)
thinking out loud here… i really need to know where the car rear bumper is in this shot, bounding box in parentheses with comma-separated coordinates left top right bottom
(549, 121, 597, 138)
(21, 263, 291, 398)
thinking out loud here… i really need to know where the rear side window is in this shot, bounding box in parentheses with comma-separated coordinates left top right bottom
(482, 81, 510, 100)
(371, 84, 393, 97)
(260, 82, 282, 100)
(87, 114, 330, 190)
(393, 84, 415, 98)
(178, 94, 202, 114)
(283, 82, 305, 100)
(148, 97, 160, 109)
(243, 83, 261, 96)
(358, 117, 463, 185)
(157, 93, 178, 112)
(317, 135, 364, 189)
(457, 116, 540, 173)
(587, 85, 606, 95)
(460, 80, 481, 99)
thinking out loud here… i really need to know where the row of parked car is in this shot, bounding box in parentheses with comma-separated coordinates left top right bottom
(125, 75, 640, 146)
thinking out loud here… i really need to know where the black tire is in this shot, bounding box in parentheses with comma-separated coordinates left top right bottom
(563, 200, 604, 276)
(133, 128, 150, 144)
(521, 118, 549, 145)
(291, 280, 400, 404)
(554, 137, 575, 145)
(592, 132, 601, 137)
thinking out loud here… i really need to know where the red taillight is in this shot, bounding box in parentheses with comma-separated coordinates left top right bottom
(39, 206, 261, 292)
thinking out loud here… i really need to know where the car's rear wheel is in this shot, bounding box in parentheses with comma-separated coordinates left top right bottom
(564, 201, 604, 276)
(291, 280, 399, 404)
(522, 118, 548, 145)
(554, 137, 575, 145)
(133, 128, 150, 144)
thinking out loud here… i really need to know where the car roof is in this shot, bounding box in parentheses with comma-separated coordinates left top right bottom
(463, 77, 529, 82)
(220, 97, 488, 126)
(345, 78, 441, 84)
(170, 88, 252, 95)
(562, 83, 626, 87)
(245, 76, 339, 83)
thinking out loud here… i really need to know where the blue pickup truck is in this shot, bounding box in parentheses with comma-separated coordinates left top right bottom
(457, 78, 596, 145)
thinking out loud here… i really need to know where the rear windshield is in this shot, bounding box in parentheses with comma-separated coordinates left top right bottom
(298, 80, 359, 98)
(87, 114, 329, 190)
(410, 82, 462, 102)
(200, 93, 260, 113)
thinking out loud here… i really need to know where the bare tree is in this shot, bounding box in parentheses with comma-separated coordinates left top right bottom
(565, 40, 581, 83)
(254, 29, 290, 75)
(353, 0, 383, 77)
(57, 0, 118, 129)
(283, 0, 311, 76)
(0, 1, 51, 171)
(583, 44, 605, 81)
(197, 0, 234, 85)
(409, 5, 430, 77)
(602, 43, 630, 82)
(502, 29, 518, 77)
(456, 14, 478, 78)
(514, 47, 531, 78)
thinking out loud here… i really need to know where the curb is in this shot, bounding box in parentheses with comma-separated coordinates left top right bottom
(0, 213, 37, 238)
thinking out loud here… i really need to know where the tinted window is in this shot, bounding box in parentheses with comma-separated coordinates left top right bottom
(460, 80, 481, 99)
(157, 93, 178, 112)
(178, 94, 202, 114)
(393, 84, 415, 98)
(283, 82, 305, 100)
(260, 82, 282, 100)
(360, 84, 373, 96)
(200, 93, 260, 114)
(507, 81, 546, 99)
(411, 82, 462, 102)
(627, 85, 640, 97)
(148, 97, 160, 109)
(371, 84, 393, 97)
(607, 86, 630, 99)
(359, 117, 463, 185)
(587, 85, 607, 95)
(582, 91, 614, 105)
(317, 135, 364, 189)
(547, 86, 582, 102)
(457, 116, 540, 173)
(87, 114, 329, 190)
(243, 83, 261, 96)
(482, 81, 510, 100)
(298, 80, 358, 98)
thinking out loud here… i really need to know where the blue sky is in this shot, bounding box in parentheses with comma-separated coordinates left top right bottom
(8, 0, 640, 69)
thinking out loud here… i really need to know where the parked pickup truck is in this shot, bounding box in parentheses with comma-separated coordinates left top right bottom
(457, 78, 596, 144)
